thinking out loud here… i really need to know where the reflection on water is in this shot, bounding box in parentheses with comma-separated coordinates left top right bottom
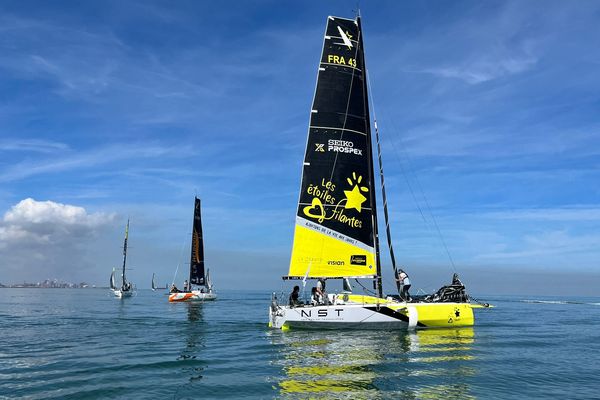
(187, 302, 203, 323)
(272, 328, 478, 399)
(176, 303, 205, 382)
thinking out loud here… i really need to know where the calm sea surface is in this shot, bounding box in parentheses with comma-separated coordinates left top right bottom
(1, 289, 599, 399)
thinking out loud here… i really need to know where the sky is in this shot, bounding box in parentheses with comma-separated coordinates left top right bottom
(0, 0, 599, 296)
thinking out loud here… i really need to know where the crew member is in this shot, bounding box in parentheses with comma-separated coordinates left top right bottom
(289, 285, 301, 307)
(396, 269, 411, 302)
(316, 278, 328, 305)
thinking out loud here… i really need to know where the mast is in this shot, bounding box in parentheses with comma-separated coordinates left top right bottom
(356, 16, 383, 298)
(371, 100, 400, 293)
(121, 219, 129, 288)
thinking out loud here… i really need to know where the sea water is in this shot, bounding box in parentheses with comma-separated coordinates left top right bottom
(1, 289, 599, 399)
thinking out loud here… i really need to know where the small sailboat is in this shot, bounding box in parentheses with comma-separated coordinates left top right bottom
(111, 219, 134, 298)
(268, 14, 489, 330)
(151, 273, 167, 291)
(169, 197, 217, 302)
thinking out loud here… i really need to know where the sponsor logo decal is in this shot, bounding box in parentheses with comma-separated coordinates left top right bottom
(337, 26, 353, 49)
(329, 139, 362, 155)
(302, 173, 368, 228)
(315, 140, 362, 156)
(300, 309, 344, 318)
(343, 172, 368, 212)
(350, 255, 367, 265)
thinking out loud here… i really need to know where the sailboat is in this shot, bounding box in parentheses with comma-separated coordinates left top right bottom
(151, 273, 167, 291)
(110, 219, 134, 298)
(268, 15, 489, 330)
(169, 197, 217, 302)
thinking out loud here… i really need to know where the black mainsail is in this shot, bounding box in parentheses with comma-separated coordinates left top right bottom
(121, 219, 130, 290)
(287, 16, 381, 290)
(189, 197, 205, 286)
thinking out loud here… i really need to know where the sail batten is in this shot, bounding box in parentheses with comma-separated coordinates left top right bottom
(287, 16, 378, 280)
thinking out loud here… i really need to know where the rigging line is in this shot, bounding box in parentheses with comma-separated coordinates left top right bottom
(171, 236, 187, 286)
(379, 112, 457, 271)
(354, 278, 377, 296)
(357, 16, 384, 298)
(366, 67, 400, 294)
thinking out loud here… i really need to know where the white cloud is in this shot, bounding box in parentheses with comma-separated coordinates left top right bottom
(0, 143, 193, 183)
(425, 54, 537, 85)
(0, 198, 115, 247)
(482, 207, 600, 222)
(0, 139, 69, 153)
(4, 197, 110, 225)
(0, 198, 117, 284)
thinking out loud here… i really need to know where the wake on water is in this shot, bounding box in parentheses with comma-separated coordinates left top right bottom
(521, 299, 600, 306)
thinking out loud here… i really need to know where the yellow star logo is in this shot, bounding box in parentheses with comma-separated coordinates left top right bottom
(337, 26, 353, 49)
(344, 185, 367, 212)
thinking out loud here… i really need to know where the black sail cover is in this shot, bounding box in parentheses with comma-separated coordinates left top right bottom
(288, 16, 377, 279)
(190, 197, 205, 285)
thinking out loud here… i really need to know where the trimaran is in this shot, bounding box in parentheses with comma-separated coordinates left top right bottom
(110, 219, 134, 298)
(269, 14, 490, 330)
(169, 197, 216, 302)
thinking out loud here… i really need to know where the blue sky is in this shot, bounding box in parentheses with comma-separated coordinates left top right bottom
(1, 1, 599, 296)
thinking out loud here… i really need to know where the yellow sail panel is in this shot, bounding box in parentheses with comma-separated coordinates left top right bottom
(288, 224, 376, 278)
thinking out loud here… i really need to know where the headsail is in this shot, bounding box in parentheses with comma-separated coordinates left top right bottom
(189, 197, 205, 286)
(110, 268, 116, 290)
(287, 16, 378, 280)
(206, 269, 212, 290)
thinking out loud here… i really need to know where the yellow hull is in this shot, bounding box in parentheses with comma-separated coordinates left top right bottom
(344, 294, 475, 328)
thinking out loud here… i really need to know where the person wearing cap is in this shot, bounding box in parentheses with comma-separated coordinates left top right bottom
(396, 269, 411, 302)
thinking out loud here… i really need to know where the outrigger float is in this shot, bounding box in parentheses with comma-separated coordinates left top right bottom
(268, 14, 490, 330)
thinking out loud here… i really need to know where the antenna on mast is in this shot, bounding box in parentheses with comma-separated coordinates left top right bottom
(353, 2, 361, 19)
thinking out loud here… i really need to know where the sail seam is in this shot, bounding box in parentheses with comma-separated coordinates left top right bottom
(319, 62, 362, 71)
(309, 125, 367, 136)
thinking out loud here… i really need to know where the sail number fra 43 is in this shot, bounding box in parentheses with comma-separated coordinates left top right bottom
(327, 54, 357, 67)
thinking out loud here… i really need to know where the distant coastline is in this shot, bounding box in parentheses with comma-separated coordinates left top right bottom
(0, 279, 96, 289)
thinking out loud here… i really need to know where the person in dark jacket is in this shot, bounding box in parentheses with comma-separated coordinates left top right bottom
(289, 285, 301, 307)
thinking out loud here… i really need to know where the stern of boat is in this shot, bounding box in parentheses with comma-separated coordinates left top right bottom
(169, 289, 217, 302)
